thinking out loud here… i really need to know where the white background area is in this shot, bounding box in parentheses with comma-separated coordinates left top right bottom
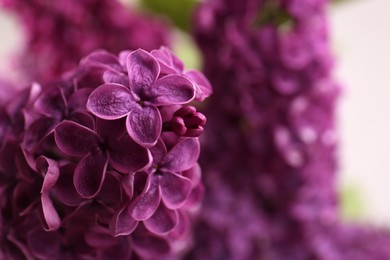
(331, 0, 390, 225)
(0, 0, 390, 224)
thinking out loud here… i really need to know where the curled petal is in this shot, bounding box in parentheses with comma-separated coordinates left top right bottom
(127, 49, 160, 95)
(54, 120, 99, 156)
(74, 151, 108, 198)
(159, 170, 192, 209)
(126, 105, 162, 148)
(36, 156, 61, 231)
(41, 193, 61, 231)
(185, 70, 213, 101)
(162, 138, 200, 172)
(131, 175, 161, 220)
(109, 135, 151, 174)
(149, 75, 195, 106)
(87, 83, 137, 120)
(144, 203, 178, 235)
(110, 205, 138, 237)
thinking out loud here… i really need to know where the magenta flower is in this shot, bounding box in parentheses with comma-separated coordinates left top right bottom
(87, 49, 196, 147)
(54, 119, 151, 198)
(131, 138, 199, 221)
(151, 46, 213, 101)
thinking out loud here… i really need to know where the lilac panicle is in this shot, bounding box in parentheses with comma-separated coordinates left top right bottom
(0, 47, 210, 259)
(0, 0, 172, 83)
(189, 0, 390, 259)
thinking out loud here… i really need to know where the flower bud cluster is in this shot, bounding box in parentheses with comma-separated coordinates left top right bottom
(0, 47, 211, 259)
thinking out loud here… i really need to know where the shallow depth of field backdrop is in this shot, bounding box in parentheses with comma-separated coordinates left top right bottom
(1, 0, 389, 226)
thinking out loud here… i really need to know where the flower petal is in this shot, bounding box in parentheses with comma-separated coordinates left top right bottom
(109, 134, 151, 173)
(27, 227, 61, 259)
(96, 171, 122, 208)
(74, 151, 108, 198)
(159, 170, 192, 209)
(126, 105, 161, 148)
(131, 175, 161, 220)
(54, 120, 99, 156)
(185, 69, 213, 101)
(81, 50, 122, 72)
(132, 228, 170, 259)
(87, 83, 137, 120)
(162, 138, 200, 172)
(127, 49, 160, 95)
(53, 164, 84, 206)
(149, 139, 167, 166)
(103, 70, 129, 86)
(36, 156, 61, 231)
(96, 117, 126, 142)
(144, 203, 178, 235)
(149, 75, 195, 106)
(151, 46, 184, 74)
(110, 205, 138, 237)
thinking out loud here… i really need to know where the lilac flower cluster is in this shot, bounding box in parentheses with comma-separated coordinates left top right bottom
(190, 0, 390, 259)
(0, 0, 171, 83)
(0, 47, 211, 259)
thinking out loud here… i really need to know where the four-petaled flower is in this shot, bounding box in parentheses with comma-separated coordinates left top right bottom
(54, 119, 151, 198)
(87, 49, 196, 147)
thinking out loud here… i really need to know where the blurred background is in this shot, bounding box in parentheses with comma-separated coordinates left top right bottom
(0, 0, 389, 225)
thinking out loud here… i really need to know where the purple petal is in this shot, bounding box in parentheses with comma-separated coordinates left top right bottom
(53, 164, 84, 206)
(159, 170, 192, 209)
(110, 205, 138, 237)
(23, 117, 57, 152)
(162, 138, 200, 172)
(81, 50, 122, 72)
(74, 151, 108, 198)
(87, 83, 137, 120)
(149, 139, 167, 165)
(132, 229, 170, 258)
(126, 49, 160, 95)
(122, 174, 134, 199)
(85, 226, 117, 248)
(27, 227, 61, 259)
(131, 175, 161, 220)
(34, 87, 66, 118)
(109, 134, 151, 173)
(126, 105, 162, 148)
(144, 203, 178, 235)
(182, 162, 202, 186)
(54, 120, 99, 156)
(96, 171, 122, 208)
(149, 75, 195, 106)
(40, 193, 61, 231)
(151, 46, 184, 74)
(68, 88, 93, 113)
(36, 156, 61, 231)
(96, 117, 126, 142)
(185, 70, 213, 101)
(103, 70, 129, 86)
(167, 211, 190, 240)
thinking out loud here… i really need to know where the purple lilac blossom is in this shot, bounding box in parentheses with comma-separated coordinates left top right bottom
(0, 47, 211, 258)
(189, 0, 390, 259)
(0, 0, 172, 83)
